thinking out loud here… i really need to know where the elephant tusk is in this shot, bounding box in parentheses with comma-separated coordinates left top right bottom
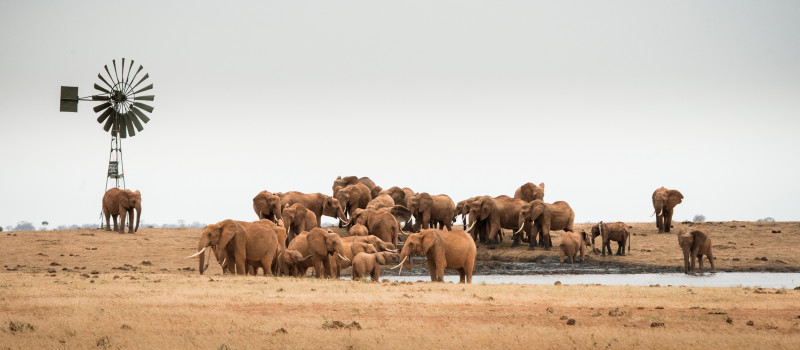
(338, 253, 350, 262)
(386, 249, 398, 253)
(515, 224, 525, 235)
(390, 256, 408, 270)
(221, 257, 227, 266)
(466, 220, 476, 232)
(186, 247, 206, 258)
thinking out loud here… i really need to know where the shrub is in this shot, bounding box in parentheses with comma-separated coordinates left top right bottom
(757, 217, 775, 222)
(692, 215, 706, 223)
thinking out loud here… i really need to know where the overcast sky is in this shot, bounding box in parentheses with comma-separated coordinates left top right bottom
(1, 1, 799, 229)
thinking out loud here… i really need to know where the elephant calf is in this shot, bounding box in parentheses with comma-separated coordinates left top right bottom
(352, 251, 399, 281)
(559, 230, 591, 263)
(677, 227, 715, 274)
(590, 222, 631, 256)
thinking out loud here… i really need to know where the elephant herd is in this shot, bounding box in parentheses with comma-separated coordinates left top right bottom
(103, 176, 706, 280)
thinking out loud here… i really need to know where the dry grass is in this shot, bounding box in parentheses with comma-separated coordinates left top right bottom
(1, 223, 799, 349)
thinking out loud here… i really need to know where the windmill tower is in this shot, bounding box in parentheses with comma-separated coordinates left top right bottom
(59, 58, 155, 190)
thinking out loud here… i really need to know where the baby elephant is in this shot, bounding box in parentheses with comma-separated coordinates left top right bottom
(590, 221, 630, 256)
(351, 251, 400, 281)
(278, 249, 312, 277)
(677, 227, 715, 274)
(559, 230, 591, 263)
(349, 223, 369, 236)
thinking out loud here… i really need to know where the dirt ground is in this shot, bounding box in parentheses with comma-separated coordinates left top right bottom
(1, 222, 799, 349)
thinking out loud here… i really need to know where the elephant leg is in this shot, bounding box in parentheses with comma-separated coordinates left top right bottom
(371, 267, 380, 282)
(559, 251, 565, 263)
(511, 231, 521, 248)
(458, 268, 465, 284)
(127, 209, 135, 233)
(708, 250, 716, 273)
(542, 227, 551, 250)
(104, 212, 112, 231)
(111, 215, 119, 232)
(697, 254, 705, 273)
(427, 259, 437, 282)
(664, 209, 673, 233)
(656, 212, 664, 233)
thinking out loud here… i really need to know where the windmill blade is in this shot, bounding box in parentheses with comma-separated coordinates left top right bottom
(98, 74, 113, 90)
(127, 65, 143, 92)
(94, 83, 110, 94)
(104, 65, 117, 86)
(133, 84, 153, 95)
(120, 58, 125, 84)
(103, 114, 114, 132)
(134, 95, 154, 101)
(92, 95, 110, 101)
(125, 59, 134, 86)
(97, 108, 113, 123)
(93, 102, 111, 113)
(130, 106, 151, 123)
(128, 112, 145, 132)
(113, 59, 119, 83)
(123, 113, 136, 137)
(133, 102, 154, 113)
(119, 115, 128, 138)
(131, 73, 149, 90)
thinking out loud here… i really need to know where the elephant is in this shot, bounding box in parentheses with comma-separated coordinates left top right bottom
(279, 191, 349, 227)
(407, 193, 456, 232)
(516, 200, 575, 250)
(394, 229, 476, 283)
(335, 183, 372, 225)
(277, 249, 312, 277)
(467, 196, 527, 249)
(380, 186, 416, 228)
(559, 230, 591, 263)
(590, 221, 631, 256)
(454, 196, 479, 229)
(349, 208, 401, 246)
(333, 176, 378, 198)
(349, 223, 369, 237)
(331, 241, 378, 275)
(102, 188, 142, 234)
(366, 194, 395, 211)
(188, 219, 280, 276)
(652, 187, 683, 233)
(287, 228, 349, 278)
(514, 182, 545, 202)
(352, 251, 400, 281)
(252, 190, 282, 222)
(677, 227, 715, 274)
(341, 235, 396, 252)
(281, 203, 317, 245)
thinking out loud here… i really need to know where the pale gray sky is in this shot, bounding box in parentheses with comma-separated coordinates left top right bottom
(1, 1, 799, 229)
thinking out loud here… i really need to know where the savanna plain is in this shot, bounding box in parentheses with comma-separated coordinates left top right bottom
(1, 221, 800, 349)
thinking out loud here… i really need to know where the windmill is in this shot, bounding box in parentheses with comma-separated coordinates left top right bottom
(59, 58, 154, 190)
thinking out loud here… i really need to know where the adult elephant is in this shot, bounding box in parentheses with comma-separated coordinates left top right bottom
(333, 176, 378, 198)
(677, 227, 715, 274)
(516, 200, 575, 250)
(349, 208, 401, 246)
(652, 187, 683, 233)
(102, 188, 142, 234)
(279, 191, 349, 227)
(188, 219, 280, 276)
(281, 203, 318, 245)
(252, 190, 282, 222)
(287, 228, 349, 278)
(380, 186, 416, 229)
(393, 229, 476, 283)
(336, 183, 372, 225)
(514, 182, 545, 202)
(466, 196, 526, 249)
(454, 197, 479, 230)
(366, 194, 395, 211)
(408, 193, 456, 232)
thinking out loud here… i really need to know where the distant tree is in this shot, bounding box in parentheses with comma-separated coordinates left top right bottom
(41, 221, 49, 230)
(13, 221, 35, 231)
(757, 217, 776, 222)
(0, 226, 3, 232)
(692, 215, 706, 223)
(177, 219, 186, 228)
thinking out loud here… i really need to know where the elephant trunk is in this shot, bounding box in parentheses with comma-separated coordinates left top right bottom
(134, 205, 141, 232)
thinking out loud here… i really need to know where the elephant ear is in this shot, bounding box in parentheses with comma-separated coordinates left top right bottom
(219, 220, 243, 251)
(376, 252, 387, 265)
(351, 242, 368, 255)
(371, 186, 382, 199)
(480, 198, 492, 220)
(389, 205, 412, 223)
(306, 229, 327, 257)
(690, 229, 707, 252)
(419, 193, 433, 212)
(421, 230, 441, 255)
(668, 190, 684, 208)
